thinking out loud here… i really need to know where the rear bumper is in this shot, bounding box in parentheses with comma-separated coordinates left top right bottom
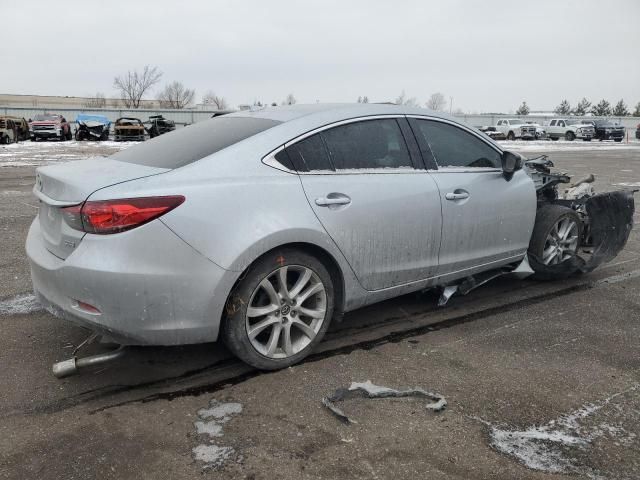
(26, 217, 237, 345)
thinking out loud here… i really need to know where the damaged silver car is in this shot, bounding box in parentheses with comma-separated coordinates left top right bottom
(25, 104, 635, 373)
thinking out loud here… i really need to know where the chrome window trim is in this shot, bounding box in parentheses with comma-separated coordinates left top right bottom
(261, 114, 422, 175)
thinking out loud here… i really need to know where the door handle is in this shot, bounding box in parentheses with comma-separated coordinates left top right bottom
(315, 196, 351, 207)
(445, 191, 470, 201)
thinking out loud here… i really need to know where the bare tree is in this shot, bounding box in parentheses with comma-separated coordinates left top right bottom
(113, 65, 163, 109)
(84, 92, 107, 109)
(426, 92, 446, 111)
(395, 90, 418, 107)
(202, 91, 229, 110)
(357, 96, 369, 103)
(157, 81, 195, 109)
(282, 93, 297, 105)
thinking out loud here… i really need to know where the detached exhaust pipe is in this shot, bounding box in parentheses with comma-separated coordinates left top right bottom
(52, 344, 127, 379)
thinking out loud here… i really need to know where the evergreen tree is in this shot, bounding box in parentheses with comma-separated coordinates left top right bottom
(554, 99, 571, 115)
(612, 99, 629, 116)
(590, 99, 611, 117)
(634, 102, 640, 117)
(572, 97, 591, 116)
(515, 101, 530, 116)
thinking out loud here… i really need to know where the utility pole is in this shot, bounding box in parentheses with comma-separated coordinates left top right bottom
(449, 96, 453, 114)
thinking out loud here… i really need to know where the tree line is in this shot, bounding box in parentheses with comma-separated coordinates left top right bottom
(84, 65, 297, 110)
(515, 98, 640, 117)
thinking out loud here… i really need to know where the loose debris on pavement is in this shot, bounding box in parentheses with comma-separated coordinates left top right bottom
(322, 380, 447, 424)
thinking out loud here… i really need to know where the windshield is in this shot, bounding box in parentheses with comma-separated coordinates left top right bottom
(33, 114, 59, 122)
(111, 116, 281, 169)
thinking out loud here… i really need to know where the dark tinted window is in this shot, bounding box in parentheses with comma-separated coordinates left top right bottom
(111, 116, 281, 169)
(321, 119, 413, 170)
(413, 120, 501, 168)
(285, 134, 333, 172)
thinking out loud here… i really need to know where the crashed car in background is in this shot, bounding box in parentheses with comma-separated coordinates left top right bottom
(114, 117, 145, 142)
(147, 115, 175, 138)
(75, 114, 111, 141)
(0, 116, 30, 143)
(478, 126, 506, 140)
(25, 104, 635, 375)
(0, 117, 19, 144)
(29, 114, 73, 141)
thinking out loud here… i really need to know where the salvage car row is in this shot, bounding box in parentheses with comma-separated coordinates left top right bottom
(0, 114, 176, 143)
(479, 117, 629, 142)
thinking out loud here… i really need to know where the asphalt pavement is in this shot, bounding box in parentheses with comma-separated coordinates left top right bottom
(1, 140, 639, 480)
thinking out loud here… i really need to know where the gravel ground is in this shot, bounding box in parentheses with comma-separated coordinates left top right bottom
(0, 140, 639, 480)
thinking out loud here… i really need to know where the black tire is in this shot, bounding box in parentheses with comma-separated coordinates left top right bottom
(583, 138, 592, 142)
(507, 131, 515, 141)
(66, 130, 73, 141)
(565, 131, 575, 141)
(614, 138, 623, 143)
(528, 205, 583, 281)
(222, 248, 334, 370)
(551, 136, 559, 141)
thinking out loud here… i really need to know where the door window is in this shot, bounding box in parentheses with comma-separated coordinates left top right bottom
(321, 119, 413, 170)
(558, 121, 565, 127)
(411, 119, 501, 169)
(550, 120, 557, 126)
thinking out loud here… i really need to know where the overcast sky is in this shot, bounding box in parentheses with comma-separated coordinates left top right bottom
(3, 0, 638, 113)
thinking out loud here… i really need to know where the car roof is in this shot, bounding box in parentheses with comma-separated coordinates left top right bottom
(227, 103, 459, 124)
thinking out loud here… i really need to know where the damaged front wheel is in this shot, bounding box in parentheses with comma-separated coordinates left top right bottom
(528, 205, 582, 280)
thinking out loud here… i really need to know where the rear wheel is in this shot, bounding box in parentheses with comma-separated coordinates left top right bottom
(222, 249, 334, 370)
(528, 205, 582, 280)
(615, 138, 623, 143)
(507, 131, 515, 141)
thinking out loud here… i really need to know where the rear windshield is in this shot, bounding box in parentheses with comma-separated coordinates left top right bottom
(110, 116, 281, 169)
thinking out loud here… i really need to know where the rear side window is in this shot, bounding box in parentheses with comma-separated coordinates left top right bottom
(412, 119, 501, 169)
(321, 119, 413, 170)
(111, 116, 281, 169)
(284, 134, 333, 172)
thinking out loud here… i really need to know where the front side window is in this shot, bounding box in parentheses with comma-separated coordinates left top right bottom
(321, 119, 413, 170)
(412, 119, 501, 169)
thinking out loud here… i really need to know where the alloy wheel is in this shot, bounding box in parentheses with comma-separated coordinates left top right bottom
(542, 217, 579, 265)
(245, 265, 327, 359)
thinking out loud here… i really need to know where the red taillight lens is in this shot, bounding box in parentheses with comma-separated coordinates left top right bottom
(62, 196, 184, 234)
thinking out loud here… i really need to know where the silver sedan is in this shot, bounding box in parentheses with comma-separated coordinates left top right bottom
(26, 104, 634, 370)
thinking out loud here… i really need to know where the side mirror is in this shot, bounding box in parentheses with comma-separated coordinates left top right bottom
(501, 151, 523, 180)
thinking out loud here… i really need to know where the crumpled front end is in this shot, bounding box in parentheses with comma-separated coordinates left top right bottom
(525, 156, 635, 273)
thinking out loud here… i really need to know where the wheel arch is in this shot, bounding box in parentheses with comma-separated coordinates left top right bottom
(225, 241, 347, 318)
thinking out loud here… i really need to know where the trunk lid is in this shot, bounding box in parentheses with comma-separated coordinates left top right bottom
(34, 157, 169, 259)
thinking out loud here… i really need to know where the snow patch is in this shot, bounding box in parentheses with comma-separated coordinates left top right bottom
(486, 385, 639, 476)
(192, 444, 234, 467)
(0, 293, 42, 315)
(192, 400, 243, 469)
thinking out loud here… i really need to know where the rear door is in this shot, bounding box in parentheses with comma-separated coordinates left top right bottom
(408, 117, 536, 275)
(285, 117, 442, 291)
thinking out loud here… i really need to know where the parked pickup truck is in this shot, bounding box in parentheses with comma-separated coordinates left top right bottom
(494, 119, 543, 140)
(545, 118, 595, 141)
(29, 114, 72, 141)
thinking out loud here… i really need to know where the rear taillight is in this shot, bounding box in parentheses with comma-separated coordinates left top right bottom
(62, 196, 185, 234)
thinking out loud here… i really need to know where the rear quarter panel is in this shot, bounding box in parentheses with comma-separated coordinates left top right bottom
(90, 142, 367, 311)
